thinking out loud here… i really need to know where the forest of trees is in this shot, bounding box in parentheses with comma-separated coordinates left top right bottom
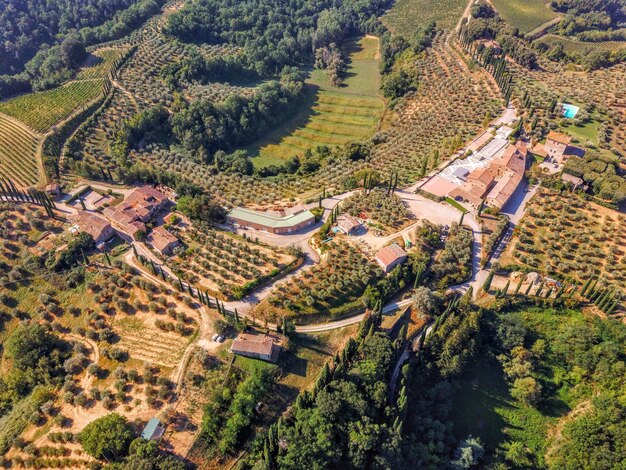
(164, 0, 391, 75)
(551, 0, 626, 40)
(0, 0, 164, 98)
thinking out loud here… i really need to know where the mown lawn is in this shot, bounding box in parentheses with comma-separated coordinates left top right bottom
(248, 36, 384, 168)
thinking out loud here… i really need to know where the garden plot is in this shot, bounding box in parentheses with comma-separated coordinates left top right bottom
(340, 188, 413, 235)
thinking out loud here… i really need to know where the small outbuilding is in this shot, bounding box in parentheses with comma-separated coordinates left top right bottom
(336, 214, 362, 235)
(230, 333, 280, 362)
(149, 226, 179, 255)
(375, 243, 408, 273)
(141, 418, 165, 441)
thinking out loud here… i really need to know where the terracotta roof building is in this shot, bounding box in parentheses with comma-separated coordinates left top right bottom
(544, 131, 572, 162)
(336, 214, 362, 235)
(230, 334, 280, 362)
(103, 186, 169, 234)
(376, 243, 408, 273)
(148, 226, 179, 255)
(69, 212, 114, 245)
(449, 167, 497, 207)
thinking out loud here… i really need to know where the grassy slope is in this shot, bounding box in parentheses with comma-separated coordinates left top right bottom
(382, 0, 467, 35)
(247, 36, 384, 168)
(451, 307, 601, 467)
(490, 0, 559, 34)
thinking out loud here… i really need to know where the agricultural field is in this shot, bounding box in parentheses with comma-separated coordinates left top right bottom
(257, 239, 383, 322)
(248, 36, 385, 168)
(76, 48, 127, 80)
(489, 0, 559, 34)
(340, 188, 413, 234)
(163, 221, 300, 300)
(0, 201, 226, 463)
(382, 0, 467, 35)
(501, 190, 626, 297)
(0, 115, 42, 187)
(0, 80, 105, 133)
(64, 87, 138, 180)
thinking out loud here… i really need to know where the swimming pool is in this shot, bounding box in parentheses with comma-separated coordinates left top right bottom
(562, 103, 580, 119)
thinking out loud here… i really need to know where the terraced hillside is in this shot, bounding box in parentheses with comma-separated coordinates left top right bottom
(137, 33, 503, 206)
(249, 36, 385, 168)
(0, 114, 42, 187)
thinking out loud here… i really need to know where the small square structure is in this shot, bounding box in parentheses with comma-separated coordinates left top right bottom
(141, 418, 165, 441)
(376, 243, 408, 273)
(336, 214, 362, 235)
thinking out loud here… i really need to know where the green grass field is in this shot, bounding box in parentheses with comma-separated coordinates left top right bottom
(248, 36, 385, 168)
(536, 34, 626, 53)
(0, 79, 104, 132)
(490, 0, 559, 33)
(382, 0, 467, 35)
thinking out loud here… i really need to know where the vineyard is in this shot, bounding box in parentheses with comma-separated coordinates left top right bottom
(249, 36, 384, 168)
(64, 87, 137, 179)
(489, 0, 559, 33)
(164, 223, 298, 300)
(257, 240, 382, 322)
(535, 35, 626, 54)
(0, 80, 105, 133)
(501, 190, 626, 293)
(114, 316, 192, 368)
(0, 115, 42, 187)
(382, 0, 467, 36)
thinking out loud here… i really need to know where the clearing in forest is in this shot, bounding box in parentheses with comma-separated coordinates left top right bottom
(248, 36, 385, 168)
(489, 0, 559, 34)
(382, 0, 467, 36)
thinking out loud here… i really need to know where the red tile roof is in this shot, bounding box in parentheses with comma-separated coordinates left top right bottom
(376, 243, 407, 267)
(546, 131, 572, 146)
(231, 334, 277, 356)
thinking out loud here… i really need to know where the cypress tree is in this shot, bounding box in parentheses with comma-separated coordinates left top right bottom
(483, 270, 494, 292)
(104, 251, 111, 266)
(502, 280, 510, 297)
(525, 281, 533, 296)
(514, 279, 523, 295)
(580, 277, 592, 296)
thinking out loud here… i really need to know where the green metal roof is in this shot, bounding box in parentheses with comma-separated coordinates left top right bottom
(141, 418, 161, 440)
(228, 207, 314, 229)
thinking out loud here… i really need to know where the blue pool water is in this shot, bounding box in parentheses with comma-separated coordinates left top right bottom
(562, 103, 580, 119)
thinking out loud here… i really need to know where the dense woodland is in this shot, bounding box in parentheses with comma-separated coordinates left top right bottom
(551, 0, 626, 40)
(0, 0, 164, 98)
(164, 0, 391, 75)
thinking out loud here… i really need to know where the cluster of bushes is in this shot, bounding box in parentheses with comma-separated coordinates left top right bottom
(429, 223, 473, 288)
(563, 150, 626, 204)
